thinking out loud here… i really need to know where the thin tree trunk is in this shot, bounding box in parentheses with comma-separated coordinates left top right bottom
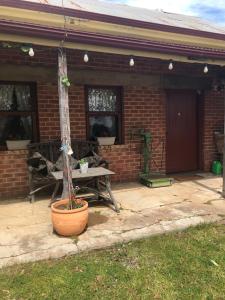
(58, 49, 73, 201)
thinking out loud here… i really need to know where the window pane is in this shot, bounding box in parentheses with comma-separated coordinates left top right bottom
(0, 84, 32, 111)
(89, 116, 118, 140)
(88, 88, 117, 112)
(0, 116, 33, 145)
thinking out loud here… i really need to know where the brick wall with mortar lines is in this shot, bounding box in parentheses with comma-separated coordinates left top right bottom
(0, 150, 29, 198)
(0, 82, 87, 198)
(38, 83, 166, 182)
(203, 90, 224, 171)
(37, 83, 86, 141)
(0, 83, 166, 197)
(0, 47, 224, 197)
(99, 86, 166, 182)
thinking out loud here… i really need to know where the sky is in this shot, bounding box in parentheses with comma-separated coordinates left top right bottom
(107, 0, 225, 25)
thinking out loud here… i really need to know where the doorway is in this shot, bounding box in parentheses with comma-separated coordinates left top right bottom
(166, 89, 200, 173)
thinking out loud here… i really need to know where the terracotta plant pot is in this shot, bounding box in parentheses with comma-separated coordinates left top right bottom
(51, 199, 88, 237)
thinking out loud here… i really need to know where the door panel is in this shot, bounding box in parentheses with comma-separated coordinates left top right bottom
(166, 90, 198, 173)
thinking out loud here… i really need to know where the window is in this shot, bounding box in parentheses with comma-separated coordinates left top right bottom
(86, 86, 123, 144)
(0, 82, 38, 149)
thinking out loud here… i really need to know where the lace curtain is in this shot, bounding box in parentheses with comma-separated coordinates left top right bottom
(15, 85, 32, 111)
(0, 85, 14, 110)
(14, 85, 32, 138)
(0, 84, 32, 143)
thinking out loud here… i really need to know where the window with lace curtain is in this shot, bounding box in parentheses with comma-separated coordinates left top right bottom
(86, 86, 123, 144)
(0, 82, 38, 149)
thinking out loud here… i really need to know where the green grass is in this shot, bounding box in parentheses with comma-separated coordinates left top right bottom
(0, 224, 225, 300)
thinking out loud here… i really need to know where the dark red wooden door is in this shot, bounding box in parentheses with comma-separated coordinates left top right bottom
(166, 90, 198, 173)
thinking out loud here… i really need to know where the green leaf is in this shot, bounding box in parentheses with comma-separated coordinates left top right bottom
(2, 42, 12, 48)
(61, 76, 71, 87)
(21, 46, 30, 53)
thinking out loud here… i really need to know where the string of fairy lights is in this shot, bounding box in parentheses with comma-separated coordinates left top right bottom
(0, 0, 215, 81)
(82, 52, 210, 74)
(0, 41, 211, 74)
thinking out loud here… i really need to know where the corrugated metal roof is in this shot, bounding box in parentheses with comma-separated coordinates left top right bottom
(19, 0, 225, 34)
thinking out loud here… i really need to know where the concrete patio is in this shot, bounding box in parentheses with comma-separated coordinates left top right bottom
(0, 174, 225, 269)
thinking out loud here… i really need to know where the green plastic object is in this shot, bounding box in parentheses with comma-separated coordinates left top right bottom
(212, 161, 222, 175)
(139, 174, 173, 188)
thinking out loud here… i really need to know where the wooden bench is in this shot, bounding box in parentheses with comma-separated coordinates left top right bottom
(51, 167, 119, 212)
(27, 140, 108, 202)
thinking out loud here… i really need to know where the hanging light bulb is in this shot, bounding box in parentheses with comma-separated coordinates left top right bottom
(84, 53, 89, 63)
(129, 57, 135, 67)
(28, 47, 34, 57)
(204, 64, 208, 74)
(168, 60, 174, 70)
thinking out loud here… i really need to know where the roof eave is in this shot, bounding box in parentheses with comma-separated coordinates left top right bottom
(1, 19, 225, 61)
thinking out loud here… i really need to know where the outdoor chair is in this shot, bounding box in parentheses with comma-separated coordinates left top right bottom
(27, 140, 108, 202)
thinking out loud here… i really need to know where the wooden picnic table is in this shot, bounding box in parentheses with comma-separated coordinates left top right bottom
(51, 167, 119, 212)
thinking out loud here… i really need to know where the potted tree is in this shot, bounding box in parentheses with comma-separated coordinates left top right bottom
(51, 187, 88, 237)
(51, 50, 88, 237)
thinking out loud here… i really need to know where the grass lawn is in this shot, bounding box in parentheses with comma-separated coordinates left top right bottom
(0, 223, 225, 300)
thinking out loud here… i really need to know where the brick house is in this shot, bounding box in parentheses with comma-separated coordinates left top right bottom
(0, 0, 225, 198)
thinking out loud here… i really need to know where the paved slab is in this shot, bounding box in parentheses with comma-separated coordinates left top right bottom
(0, 175, 225, 268)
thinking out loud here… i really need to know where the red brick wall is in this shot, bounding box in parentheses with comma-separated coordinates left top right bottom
(38, 83, 86, 141)
(37, 84, 166, 182)
(0, 150, 29, 198)
(99, 86, 166, 182)
(0, 46, 224, 197)
(0, 80, 93, 198)
(203, 90, 224, 171)
(38, 82, 60, 141)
